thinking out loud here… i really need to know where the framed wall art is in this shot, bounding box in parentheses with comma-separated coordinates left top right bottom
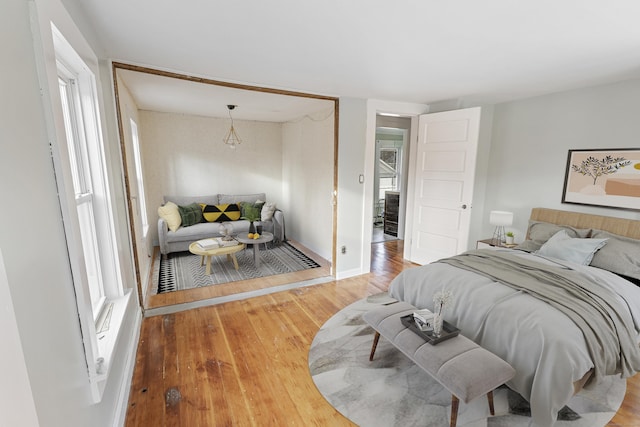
(562, 148, 640, 210)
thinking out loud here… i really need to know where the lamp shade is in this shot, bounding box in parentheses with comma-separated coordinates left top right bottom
(489, 210, 513, 226)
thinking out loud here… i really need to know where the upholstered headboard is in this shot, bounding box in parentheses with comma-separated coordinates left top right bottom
(530, 208, 640, 240)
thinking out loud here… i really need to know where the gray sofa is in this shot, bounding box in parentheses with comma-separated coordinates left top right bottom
(158, 193, 285, 256)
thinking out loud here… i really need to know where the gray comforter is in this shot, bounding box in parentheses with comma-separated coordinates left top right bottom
(389, 249, 640, 427)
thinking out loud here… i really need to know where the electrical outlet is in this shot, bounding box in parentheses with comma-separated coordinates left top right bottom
(341, 246, 346, 254)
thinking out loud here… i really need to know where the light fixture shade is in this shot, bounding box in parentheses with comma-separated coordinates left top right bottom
(223, 104, 242, 148)
(489, 210, 513, 226)
(223, 125, 242, 148)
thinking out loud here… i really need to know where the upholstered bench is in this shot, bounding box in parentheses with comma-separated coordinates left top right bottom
(363, 301, 515, 427)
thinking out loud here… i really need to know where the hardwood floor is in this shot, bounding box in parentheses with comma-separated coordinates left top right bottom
(126, 240, 640, 426)
(143, 240, 332, 310)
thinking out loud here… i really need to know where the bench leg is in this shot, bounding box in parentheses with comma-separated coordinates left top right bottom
(450, 395, 459, 427)
(369, 332, 380, 361)
(487, 390, 495, 415)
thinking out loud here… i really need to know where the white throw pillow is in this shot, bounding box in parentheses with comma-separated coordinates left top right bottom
(158, 201, 182, 232)
(261, 202, 277, 221)
(536, 230, 607, 265)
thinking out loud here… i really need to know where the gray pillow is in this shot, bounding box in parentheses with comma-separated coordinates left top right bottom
(536, 230, 607, 265)
(589, 229, 640, 280)
(514, 220, 591, 252)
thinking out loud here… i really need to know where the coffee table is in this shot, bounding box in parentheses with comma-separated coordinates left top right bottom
(188, 240, 245, 275)
(234, 231, 274, 267)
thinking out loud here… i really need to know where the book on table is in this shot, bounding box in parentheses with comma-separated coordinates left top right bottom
(216, 237, 239, 247)
(196, 238, 219, 250)
(413, 308, 434, 331)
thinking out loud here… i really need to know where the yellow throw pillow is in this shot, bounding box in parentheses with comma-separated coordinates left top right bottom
(158, 201, 181, 232)
(201, 203, 241, 222)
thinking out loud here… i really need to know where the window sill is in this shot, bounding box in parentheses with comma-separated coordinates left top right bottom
(90, 289, 134, 402)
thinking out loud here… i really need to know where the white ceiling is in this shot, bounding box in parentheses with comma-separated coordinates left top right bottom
(66, 0, 640, 117)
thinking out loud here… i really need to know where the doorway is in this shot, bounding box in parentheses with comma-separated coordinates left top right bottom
(111, 63, 338, 312)
(372, 115, 411, 244)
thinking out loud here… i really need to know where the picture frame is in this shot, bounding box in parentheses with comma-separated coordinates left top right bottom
(562, 148, 640, 211)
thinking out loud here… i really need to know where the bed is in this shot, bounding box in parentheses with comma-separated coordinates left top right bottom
(388, 208, 640, 427)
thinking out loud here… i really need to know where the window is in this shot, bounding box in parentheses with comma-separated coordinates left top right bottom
(130, 118, 149, 236)
(378, 147, 401, 199)
(49, 25, 126, 402)
(58, 75, 106, 315)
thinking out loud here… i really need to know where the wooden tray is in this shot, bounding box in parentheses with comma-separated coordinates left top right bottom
(400, 314, 460, 345)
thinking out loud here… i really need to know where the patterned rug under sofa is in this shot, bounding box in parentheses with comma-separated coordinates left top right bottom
(155, 241, 321, 294)
(308, 297, 626, 427)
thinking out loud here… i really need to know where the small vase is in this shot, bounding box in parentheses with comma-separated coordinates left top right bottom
(249, 221, 256, 234)
(432, 313, 443, 337)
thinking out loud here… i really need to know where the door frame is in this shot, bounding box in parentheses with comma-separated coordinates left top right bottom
(364, 102, 493, 272)
(111, 62, 340, 310)
(362, 101, 429, 271)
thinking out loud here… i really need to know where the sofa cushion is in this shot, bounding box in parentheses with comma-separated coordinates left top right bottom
(219, 193, 265, 205)
(165, 194, 219, 207)
(239, 201, 264, 222)
(177, 203, 203, 227)
(201, 203, 241, 222)
(261, 202, 277, 221)
(158, 201, 181, 232)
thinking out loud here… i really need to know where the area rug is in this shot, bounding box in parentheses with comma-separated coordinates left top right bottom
(155, 241, 320, 294)
(308, 297, 626, 427)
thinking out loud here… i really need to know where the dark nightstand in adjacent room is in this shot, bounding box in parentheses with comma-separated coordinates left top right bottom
(383, 191, 400, 237)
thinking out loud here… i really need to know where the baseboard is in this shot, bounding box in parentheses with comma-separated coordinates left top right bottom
(113, 306, 142, 427)
(336, 267, 363, 280)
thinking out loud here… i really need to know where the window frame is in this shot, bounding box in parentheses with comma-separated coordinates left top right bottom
(49, 24, 126, 402)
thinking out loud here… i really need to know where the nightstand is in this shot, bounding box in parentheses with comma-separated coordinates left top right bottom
(476, 239, 517, 250)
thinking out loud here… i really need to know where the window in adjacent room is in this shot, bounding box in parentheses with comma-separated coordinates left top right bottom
(130, 118, 149, 236)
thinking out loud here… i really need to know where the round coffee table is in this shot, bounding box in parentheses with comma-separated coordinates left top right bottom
(188, 240, 245, 275)
(234, 231, 274, 267)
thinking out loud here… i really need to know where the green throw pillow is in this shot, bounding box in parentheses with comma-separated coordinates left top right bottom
(240, 201, 265, 222)
(178, 203, 203, 227)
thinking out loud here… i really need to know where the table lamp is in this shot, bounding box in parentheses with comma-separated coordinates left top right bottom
(490, 210, 513, 246)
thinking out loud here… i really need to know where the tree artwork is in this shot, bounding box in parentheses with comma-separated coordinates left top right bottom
(571, 155, 631, 185)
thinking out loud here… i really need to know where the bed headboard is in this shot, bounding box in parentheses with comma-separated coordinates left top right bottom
(530, 208, 640, 240)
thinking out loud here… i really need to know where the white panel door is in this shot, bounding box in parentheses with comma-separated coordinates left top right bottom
(409, 107, 481, 265)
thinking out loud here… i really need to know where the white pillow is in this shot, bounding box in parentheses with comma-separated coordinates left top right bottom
(536, 230, 607, 265)
(158, 201, 182, 232)
(261, 202, 277, 221)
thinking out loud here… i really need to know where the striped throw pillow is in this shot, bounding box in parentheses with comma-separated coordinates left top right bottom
(201, 203, 241, 222)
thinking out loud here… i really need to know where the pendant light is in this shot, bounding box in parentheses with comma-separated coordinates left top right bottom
(223, 104, 242, 148)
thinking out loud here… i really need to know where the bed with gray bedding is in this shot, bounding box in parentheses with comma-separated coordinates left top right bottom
(388, 208, 640, 427)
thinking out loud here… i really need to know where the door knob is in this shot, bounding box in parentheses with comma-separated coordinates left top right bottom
(461, 204, 467, 209)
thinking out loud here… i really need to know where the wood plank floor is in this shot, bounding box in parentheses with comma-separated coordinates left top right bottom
(126, 240, 640, 426)
(144, 240, 332, 310)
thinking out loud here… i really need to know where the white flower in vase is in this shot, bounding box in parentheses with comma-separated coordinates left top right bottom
(432, 288, 453, 336)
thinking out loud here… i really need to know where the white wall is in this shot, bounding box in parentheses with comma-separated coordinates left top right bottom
(0, 249, 39, 427)
(486, 78, 640, 241)
(336, 98, 368, 277)
(282, 109, 335, 259)
(0, 0, 139, 426)
(139, 111, 284, 245)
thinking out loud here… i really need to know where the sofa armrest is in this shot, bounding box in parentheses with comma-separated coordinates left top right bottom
(158, 218, 170, 255)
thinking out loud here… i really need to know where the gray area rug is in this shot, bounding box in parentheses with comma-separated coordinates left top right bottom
(309, 297, 626, 427)
(155, 242, 320, 294)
